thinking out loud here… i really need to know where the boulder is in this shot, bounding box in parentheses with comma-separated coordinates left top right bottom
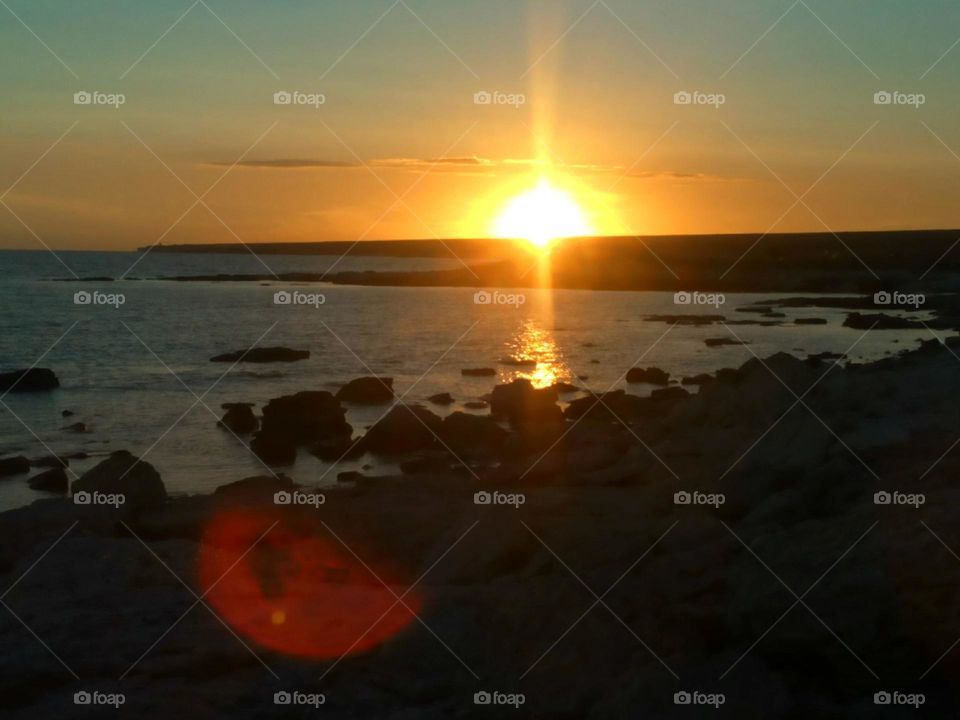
(213, 474, 294, 500)
(439, 412, 508, 455)
(30, 455, 68, 469)
(490, 379, 562, 428)
(309, 435, 363, 462)
(564, 391, 645, 423)
(464, 400, 488, 410)
(551, 382, 581, 394)
(0, 368, 59, 393)
(210, 347, 309, 363)
(258, 391, 351, 445)
(427, 392, 455, 406)
(217, 403, 259, 434)
(461, 368, 496, 377)
(250, 432, 297, 466)
(63, 422, 87, 433)
(28, 467, 68, 493)
(625, 367, 670, 385)
(336, 377, 394, 404)
(0, 456, 30, 478)
(705, 338, 749, 347)
(681, 374, 714, 386)
(72, 451, 166, 511)
(360, 404, 442, 455)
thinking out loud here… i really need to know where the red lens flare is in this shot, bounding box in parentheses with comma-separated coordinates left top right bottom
(198, 508, 421, 660)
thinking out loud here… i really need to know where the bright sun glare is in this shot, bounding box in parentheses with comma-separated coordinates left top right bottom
(493, 179, 594, 248)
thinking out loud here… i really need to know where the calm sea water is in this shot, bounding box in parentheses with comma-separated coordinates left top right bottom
(0, 250, 935, 510)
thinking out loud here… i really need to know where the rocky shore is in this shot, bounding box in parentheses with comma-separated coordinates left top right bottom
(3, 335, 960, 718)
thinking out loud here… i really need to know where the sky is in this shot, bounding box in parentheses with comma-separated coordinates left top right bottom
(2, 0, 960, 249)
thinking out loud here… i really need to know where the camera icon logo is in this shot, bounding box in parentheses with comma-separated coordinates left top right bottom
(274, 490, 292, 505)
(474, 691, 492, 705)
(873, 491, 892, 505)
(673, 91, 692, 105)
(274, 290, 292, 305)
(74, 91, 92, 105)
(74, 691, 92, 705)
(274, 91, 292, 105)
(474, 91, 492, 105)
(674, 691, 692, 705)
(673, 291, 691, 305)
(874, 91, 892, 105)
(874, 691, 891, 705)
(274, 691, 292, 705)
(74, 290, 92, 305)
(474, 290, 492, 305)
(474, 491, 491, 505)
(73, 491, 92, 505)
(674, 491, 692, 505)
(874, 291, 891, 305)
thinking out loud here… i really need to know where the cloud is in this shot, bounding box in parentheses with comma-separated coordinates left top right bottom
(203, 159, 360, 169)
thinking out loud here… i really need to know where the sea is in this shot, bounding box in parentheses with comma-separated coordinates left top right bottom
(0, 249, 937, 510)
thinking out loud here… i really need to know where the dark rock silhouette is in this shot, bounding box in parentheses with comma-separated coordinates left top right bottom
(0, 368, 59, 393)
(336, 376, 394, 404)
(218, 403, 259, 434)
(72, 450, 166, 510)
(360, 404, 442, 455)
(461, 368, 496, 377)
(625, 367, 670, 384)
(0, 456, 30, 478)
(427, 392, 455, 405)
(28, 467, 68, 493)
(210, 347, 309, 363)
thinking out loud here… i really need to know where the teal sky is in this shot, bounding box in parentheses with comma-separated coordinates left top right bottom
(2, 0, 960, 248)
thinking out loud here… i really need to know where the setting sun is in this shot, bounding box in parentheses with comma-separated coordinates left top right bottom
(493, 179, 595, 248)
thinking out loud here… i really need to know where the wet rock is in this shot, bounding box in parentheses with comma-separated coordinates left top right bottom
(705, 337, 749, 347)
(643, 314, 724, 326)
(464, 400, 488, 410)
(682, 374, 714, 386)
(0, 456, 30, 478)
(461, 368, 496, 377)
(625, 367, 669, 385)
(61, 409, 74, 417)
(439, 412, 508, 456)
(218, 403, 259, 434)
(336, 376, 395, 404)
(72, 450, 166, 511)
(0, 368, 59, 393)
(63, 422, 87, 433)
(843, 312, 922, 330)
(210, 347, 309, 363)
(490, 379, 562, 428)
(258, 391, 351, 446)
(360, 404, 443, 455)
(250, 432, 297, 466)
(795, 318, 828, 325)
(499, 357, 536, 367)
(28, 467, 68, 493)
(427, 392, 455, 406)
(551, 382, 581, 394)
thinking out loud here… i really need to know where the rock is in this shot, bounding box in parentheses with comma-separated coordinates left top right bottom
(705, 337, 749, 347)
(499, 357, 536, 367)
(461, 368, 496, 377)
(213, 474, 294, 500)
(682, 374, 714, 386)
(795, 318, 828, 325)
(30, 455, 68, 469)
(337, 471, 364, 483)
(336, 376, 394, 404)
(400, 454, 451, 474)
(843, 312, 922, 330)
(490, 379, 562, 428)
(309, 435, 362, 462)
(427, 392, 455, 406)
(28, 467, 68, 493)
(250, 432, 297, 466)
(209, 347, 310, 363)
(217, 403, 259, 434)
(650, 386, 690, 402)
(72, 450, 166, 511)
(63, 422, 87, 433)
(360, 404, 442, 455)
(61, 409, 74, 417)
(258, 391, 351, 445)
(0, 368, 59, 393)
(439, 412, 508, 455)
(551, 382, 580, 394)
(564, 391, 644, 422)
(643, 314, 724, 326)
(0, 456, 30, 478)
(464, 400, 488, 410)
(625, 367, 669, 385)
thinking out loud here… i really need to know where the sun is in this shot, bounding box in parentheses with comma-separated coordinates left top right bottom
(493, 178, 594, 248)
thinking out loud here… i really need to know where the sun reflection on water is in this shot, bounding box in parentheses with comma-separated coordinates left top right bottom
(502, 319, 573, 388)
